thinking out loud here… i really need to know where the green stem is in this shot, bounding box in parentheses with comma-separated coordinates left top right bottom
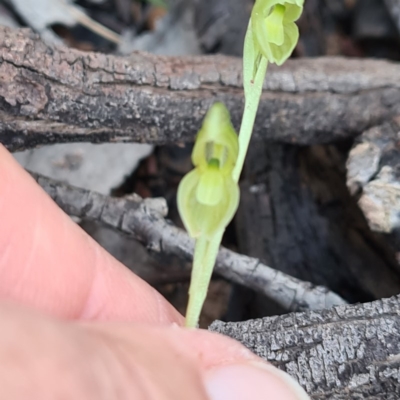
(185, 236, 207, 328)
(185, 230, 223, 328)
(232, 57, 268, 183)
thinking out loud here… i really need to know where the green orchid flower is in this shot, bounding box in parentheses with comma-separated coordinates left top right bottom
(178, 103, 239, 241)
(235, 0, 303, 182)
(251, 0, 304, 66)
(177, 102, 239, 327)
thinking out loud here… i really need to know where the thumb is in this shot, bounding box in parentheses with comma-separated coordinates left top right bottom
(85, 322, 310, 400)
(1, 302, 309, 400)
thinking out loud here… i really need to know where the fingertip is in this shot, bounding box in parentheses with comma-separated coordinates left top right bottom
(83, 323, 309, 400)
(0, 145, 183, 324)
(205, 363, 310, 400)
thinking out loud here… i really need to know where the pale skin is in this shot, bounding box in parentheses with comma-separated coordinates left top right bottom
(0, 145, 309, 400)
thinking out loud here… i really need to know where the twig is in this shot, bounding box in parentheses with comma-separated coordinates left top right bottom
(31, 172, 347, 312)
(65, 4, 121, 44)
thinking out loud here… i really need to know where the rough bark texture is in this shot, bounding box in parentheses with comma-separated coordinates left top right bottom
(346, 118, 400, 253)
(2, 27, 400, 151)
(210, 295, 400, 399)
(31, 172, 346, 312)
(235, 141, 400, 305)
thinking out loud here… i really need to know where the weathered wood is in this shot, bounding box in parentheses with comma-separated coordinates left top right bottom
(235, 142, 400, 305)
(346, 117, 400, 253)
(2, 27, 400, 151)
(210, 295, 400, 399)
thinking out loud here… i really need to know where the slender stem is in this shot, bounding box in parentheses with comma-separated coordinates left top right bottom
(185, 230, 224, 328)
(232, 57, 268, 183)
(185, 236, 208, 328)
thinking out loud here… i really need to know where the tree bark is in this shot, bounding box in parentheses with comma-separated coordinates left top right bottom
(346, 120, 400, 252)
(210, 295, 400, 399)
(2, 26, 400, 152)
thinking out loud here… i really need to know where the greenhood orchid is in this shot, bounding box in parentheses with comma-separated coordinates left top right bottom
(177, 103, 239, 327)
(235, 0, 303, 182)
(178, 103, 239, 240)
(251, 0, 303, 66)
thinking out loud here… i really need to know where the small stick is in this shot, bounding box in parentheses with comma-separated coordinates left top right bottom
(65, 4, 121, 44)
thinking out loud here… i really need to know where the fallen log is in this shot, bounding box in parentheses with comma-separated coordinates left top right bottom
(210, 295, 400, 399)
(2, 27, 400, 151)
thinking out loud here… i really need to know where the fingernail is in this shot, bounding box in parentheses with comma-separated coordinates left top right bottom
(204, 362, 310, 400)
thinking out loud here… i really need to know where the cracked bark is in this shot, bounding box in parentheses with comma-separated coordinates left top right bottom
(210, 295, 400, 399)
(346, 119, 400, 250)
(30, 172, 346, 312)
(2, 26, 400, 152)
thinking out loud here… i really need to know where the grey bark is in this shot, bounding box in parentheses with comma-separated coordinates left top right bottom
(2, 26, 400, 152)
(346, 117, 400, 256)
(31, 172, 346, 312)
(210, 295, 400, 399)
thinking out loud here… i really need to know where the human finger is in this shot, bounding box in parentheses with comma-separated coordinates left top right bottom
(0, 145, 182, 324)
(0, 301, 309, 400)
